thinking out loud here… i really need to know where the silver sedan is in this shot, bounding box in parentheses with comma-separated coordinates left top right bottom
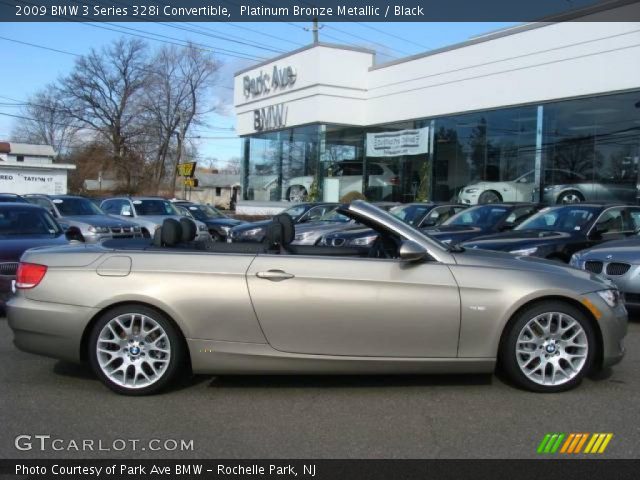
(8, 201, 627, 395)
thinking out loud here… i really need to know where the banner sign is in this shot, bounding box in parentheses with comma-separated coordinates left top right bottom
(366, 127, 430, 157)
(176, 162, 197, 178)
(184, 178, 199, 188)
(2, 0, 636, 22)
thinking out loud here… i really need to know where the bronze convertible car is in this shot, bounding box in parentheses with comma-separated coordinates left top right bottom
(7, 201, 627, 395)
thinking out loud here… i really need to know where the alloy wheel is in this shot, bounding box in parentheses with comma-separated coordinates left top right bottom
(515, 311, 588, 386)
(96, 313, 171, 389)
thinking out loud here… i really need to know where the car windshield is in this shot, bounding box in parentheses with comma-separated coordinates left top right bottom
(283, 205, 307, 219)
(390, 204, 432, 225)
(444, 205, 508, 228)
(53, 197, 104, 216)
(319, 208, 350, 223)
(516, 206, 598, 232)
(133, 200, 179, 216)
(0, 208, 62, 237)
(184, 205, 224, 221)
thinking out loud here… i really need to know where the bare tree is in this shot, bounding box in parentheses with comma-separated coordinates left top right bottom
(11, 87, 79, 157)
(59, 38, 148, 189)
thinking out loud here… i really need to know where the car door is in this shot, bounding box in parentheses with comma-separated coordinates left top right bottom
(246, 254, 461, 358)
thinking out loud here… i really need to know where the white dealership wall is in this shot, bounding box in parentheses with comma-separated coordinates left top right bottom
(0, 164, 76, 195)
(234, 2, 640, 136)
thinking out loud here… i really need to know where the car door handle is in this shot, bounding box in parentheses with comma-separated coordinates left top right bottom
(256, 270, 295, 281)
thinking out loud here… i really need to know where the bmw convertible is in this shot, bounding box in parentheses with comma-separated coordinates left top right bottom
(7, 201, 627, 395)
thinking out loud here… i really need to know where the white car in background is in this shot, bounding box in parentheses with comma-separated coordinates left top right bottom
(458, 169, 577, 205)
(285, 161, 398, 202)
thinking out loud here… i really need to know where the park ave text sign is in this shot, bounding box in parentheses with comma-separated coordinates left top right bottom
(243, 65, 297, 98)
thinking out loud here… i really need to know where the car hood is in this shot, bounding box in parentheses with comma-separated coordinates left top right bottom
(203, 218, 245, 228)
(576, 236, 640, 263)
(294, 221, 353, 233)
(452, 247, 613, 290)
(61, 215, 136, 228)
(462, 229, 575, 250)
(231, 220, 271, 232)
(0, 235, 69, 262)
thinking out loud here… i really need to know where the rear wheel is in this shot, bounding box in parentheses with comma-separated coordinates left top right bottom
(288, 186, 308, 202)
(478, 190, 502, 204)
(557, 190, 584, 204)
(500, 301, 595, 392)
(88, 305, 184, 395)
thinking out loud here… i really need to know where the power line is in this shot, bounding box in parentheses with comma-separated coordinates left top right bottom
(356, 22, 432, 50)
(0, 35, 80, 56)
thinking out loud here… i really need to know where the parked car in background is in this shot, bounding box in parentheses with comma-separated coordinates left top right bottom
(542, 179, 639, 204)
(318, 202, 467, 250)
(292, 202, 400, 246)
(0, 203, 69, 308)
(463, 204, 640, 262)
(229, 202, 338, 243)
(285, 161, 398, 202)
(458, 169, 581, 205)
(100, 196, 210, 241)
(0, 193, 28, 203)
(7, 200, 627, 394)
(25, 195, 143, 243)
(570, 236, 640, 308)
(423, 203, 542, 245)
(173, 203, 246, 241)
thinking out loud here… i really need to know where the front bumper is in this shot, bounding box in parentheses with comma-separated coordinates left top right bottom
(582, 292, 628, 368)
(7, 295, 98, 363)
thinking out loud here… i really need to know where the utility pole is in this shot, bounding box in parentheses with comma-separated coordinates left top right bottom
(304, 17, 323, 44)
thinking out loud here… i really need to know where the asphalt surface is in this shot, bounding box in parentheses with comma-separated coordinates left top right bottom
(0, 315, 639, 459)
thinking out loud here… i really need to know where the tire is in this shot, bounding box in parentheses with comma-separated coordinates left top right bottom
(500, 301, 596, 393)
(478, 190, 502, 204)
(556, 190, 584, 204)
(88, 305, 185, 395)
(288, 185, 308, 202)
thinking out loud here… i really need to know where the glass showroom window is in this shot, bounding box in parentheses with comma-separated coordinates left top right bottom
(243, 126, 320, 201)
(542, 91, 640, 205)
(361, 121, 427, 203)
(432, 105, 538, 204)
(317, 125, 366, 202)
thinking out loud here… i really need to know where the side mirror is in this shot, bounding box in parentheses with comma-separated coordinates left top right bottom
(65, 228, 84, 242)
(399, 240, 428, 263)
(591, 225, 608, 238)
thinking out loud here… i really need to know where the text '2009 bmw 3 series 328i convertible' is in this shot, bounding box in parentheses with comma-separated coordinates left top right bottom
(7, 201, 627, 395)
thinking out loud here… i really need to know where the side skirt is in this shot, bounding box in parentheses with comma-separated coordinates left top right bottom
(187, 339, 495, 375)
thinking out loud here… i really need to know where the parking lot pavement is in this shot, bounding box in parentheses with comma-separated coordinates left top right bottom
(0, 316, 638, 460)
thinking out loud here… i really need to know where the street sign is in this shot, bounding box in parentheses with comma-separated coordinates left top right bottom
(176, 162, 197, 178)
(184, 178, 199, 188)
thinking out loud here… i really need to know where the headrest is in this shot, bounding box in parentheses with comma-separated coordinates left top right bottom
(179, 217, 197, 242)
(152, 227, 163, 247)
(273, 213, 294, 245)
(264, 221, 283, 249)
(161, 218, 182, 246)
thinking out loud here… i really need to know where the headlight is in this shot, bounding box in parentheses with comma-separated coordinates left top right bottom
(569, 254, 580, 267)
(219, 226, 231, 234)
(510, 247, 538, 256)
(543, 186, 554, 192)
(294, 231, 315, 242)
(88, 226, 110, 234)
(240, 227, 263, 238)
(465, 188, 479, 193)
(597, 289, 621, 308)
(348, 234, 378, 246)
(441, 239, 452, 244)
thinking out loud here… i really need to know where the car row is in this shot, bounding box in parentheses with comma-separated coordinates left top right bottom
(6, 200, 628, 395)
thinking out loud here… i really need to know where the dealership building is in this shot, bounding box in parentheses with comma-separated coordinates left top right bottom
(233, 1, 640, 210)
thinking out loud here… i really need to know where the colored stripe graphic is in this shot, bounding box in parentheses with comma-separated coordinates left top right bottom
(540, 433, 613, 454)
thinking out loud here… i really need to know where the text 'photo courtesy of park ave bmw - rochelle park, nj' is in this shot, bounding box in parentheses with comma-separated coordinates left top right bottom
(0, 1, 640, 479)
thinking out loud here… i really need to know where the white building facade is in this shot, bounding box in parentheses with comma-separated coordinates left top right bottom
(0, 142, 76, 195)
(234, 2, 640, 207)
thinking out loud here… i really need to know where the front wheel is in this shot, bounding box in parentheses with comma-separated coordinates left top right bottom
(557, 190, 584, 204)
(478, 190, 502, 204)
(500, 301, 596, 392)
(89, 305, 185, 395)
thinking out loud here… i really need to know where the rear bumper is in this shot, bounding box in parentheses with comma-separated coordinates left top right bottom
(7, 295, 98, 363)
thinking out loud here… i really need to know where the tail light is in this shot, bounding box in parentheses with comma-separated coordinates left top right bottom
(389, 176, 400, 186)
(15, 262, 48, 289)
